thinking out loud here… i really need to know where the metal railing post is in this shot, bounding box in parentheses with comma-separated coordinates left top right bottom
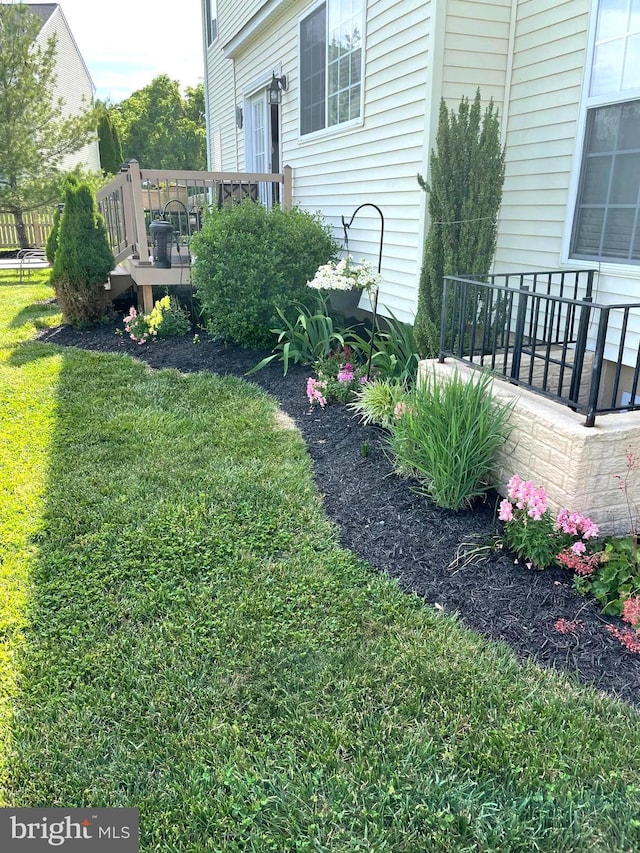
(510, 284, 529, 381)
(569, 297, 592, 406)
(439, 277, 450, 362)
(585, 308, 609, 427)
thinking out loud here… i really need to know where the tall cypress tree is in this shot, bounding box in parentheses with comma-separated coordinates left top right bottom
(97, 109, 123, 175)
(414, 90, 505, 357)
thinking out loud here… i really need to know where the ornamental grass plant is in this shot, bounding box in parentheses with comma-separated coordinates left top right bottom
(389, 368, 513, 510)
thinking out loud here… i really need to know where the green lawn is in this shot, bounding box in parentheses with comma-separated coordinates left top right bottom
(1, 277, 640, 852)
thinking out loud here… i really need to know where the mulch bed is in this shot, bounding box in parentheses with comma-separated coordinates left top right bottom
(39, 319, 640, 708)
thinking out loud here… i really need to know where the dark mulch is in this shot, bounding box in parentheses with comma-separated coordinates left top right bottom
(38, 320, 640, 708)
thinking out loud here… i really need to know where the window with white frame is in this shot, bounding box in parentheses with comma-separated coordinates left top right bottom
(204, 0, 218, 46)
(299, 0, 364, 136)
(571, 0, 640, 263)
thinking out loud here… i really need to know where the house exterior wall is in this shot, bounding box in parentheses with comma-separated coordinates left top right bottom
(36, 7, 100, 173)
(495, 0, 589, 274)
(204, 0, 639, 357)
(205, 0, 520, 322)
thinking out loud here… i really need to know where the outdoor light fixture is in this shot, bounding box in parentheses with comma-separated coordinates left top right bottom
(267, 72, 287, 105)
(235, 105, 243, 129)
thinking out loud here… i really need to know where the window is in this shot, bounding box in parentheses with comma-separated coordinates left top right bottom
(571, 0, 640, 262)
(300, 0, 363, 136)
(205, 0, 218, 46)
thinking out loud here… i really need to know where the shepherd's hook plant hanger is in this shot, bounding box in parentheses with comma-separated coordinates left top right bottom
(341, 203, 384, 380)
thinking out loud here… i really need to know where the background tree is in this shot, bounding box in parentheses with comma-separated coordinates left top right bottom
(97, 104, 123, 175)
(414, 90, 505, 357)
(0, 3, 97, 247)
(51, 178, 114, 325)
(113, 75, 206, 170)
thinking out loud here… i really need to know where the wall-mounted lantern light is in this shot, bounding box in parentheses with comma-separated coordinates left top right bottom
(235, 105, 243, 129)
(267, 72, 287, 105)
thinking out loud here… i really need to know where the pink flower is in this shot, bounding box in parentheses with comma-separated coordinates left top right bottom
(393, 401, 407, 420)
(498, 499, 513, 522)
(306, 377, 327, 409)
(555, 618, 583, 635)
(571, 540, 586, 555)
(607, 624, 640, 654)
(622, 597, 640, 628)
(337, 364, 355, 383)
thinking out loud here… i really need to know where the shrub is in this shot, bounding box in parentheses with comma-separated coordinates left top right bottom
(191, 203, 338, 348)
(51, 179, 114, 325)
(388, 369, 513, 510)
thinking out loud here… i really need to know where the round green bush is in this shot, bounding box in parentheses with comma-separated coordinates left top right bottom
(191, 203, 338, 348)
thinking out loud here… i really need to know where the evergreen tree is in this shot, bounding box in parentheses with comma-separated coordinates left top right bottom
(97, 107, 123, 175)
(414, 90, 505, 357)
(52, 179, 114, 325)
(0, 4, 97, 247)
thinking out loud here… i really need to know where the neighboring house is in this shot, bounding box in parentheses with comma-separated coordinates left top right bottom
(201, 0, 639, 387)
(28, 3, 100, 173)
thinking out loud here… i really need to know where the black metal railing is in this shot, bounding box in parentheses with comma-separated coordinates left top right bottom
(439, 269, 640, 426)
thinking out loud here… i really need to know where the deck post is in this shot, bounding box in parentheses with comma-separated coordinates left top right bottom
(127, 160, 150, 265)
(282, 165, 292, 210)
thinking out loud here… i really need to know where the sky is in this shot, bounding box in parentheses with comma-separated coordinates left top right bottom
(50, 0, 205, 103)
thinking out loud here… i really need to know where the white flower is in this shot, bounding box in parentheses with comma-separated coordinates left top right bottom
(307, 255, 381, 294)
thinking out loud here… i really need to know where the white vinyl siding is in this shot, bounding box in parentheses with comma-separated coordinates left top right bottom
(210, 0, 432, 322)
(36, 8, 100, 173)
(494, 0, 589, 274)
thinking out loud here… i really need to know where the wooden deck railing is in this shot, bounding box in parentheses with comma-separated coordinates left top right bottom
(96, 160, 293, 266)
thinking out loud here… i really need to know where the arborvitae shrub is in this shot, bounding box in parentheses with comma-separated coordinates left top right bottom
(414, 90, 505, 357)
(191, 202, 338, 348)
(51, 180, 115, 325)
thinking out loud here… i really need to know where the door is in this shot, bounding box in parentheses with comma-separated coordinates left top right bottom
(246, 88, 281, 207)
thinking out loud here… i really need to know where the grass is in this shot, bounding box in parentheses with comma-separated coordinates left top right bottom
(1, 277, 640, 851)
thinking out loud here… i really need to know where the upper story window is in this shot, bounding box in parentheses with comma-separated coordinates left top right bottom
(205, 0, 218, 46)
(571, 0, 640, 263)
(300, 0, 364, 136)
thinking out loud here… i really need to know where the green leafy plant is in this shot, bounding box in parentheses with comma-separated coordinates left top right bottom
(311, 348, 368, 405)
(151, 294, 190, 338)
(247, 294, 353, 375)
(123, 294, 189, 344)
(388, 369, 513, 510)
(192, 202, 338, 348)
(371, 312, 421, 385)
(349, 378, 408, 428)
(573, 537, 640, 615)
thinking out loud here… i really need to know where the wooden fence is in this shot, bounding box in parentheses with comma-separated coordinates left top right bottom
(0, 212, 53, 248)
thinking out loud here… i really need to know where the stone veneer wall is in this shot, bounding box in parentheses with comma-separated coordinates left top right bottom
(419, 360, 640, 536)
